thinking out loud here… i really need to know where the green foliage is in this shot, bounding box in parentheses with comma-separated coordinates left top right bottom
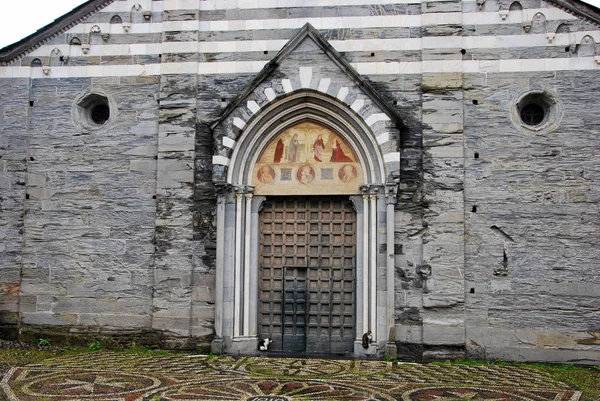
(38, 338, 50, 347)
(383, 355, 398, 363)
(89, 341, 101, 352)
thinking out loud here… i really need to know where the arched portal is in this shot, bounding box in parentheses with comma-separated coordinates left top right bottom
(212, 90, 397, 357)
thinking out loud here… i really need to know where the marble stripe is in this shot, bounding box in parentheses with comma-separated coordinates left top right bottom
(163, 0, 418, 11)
(23, 31, 600, 60)
(66, 6, 579, 37)
(223, 137, 236, 149)
(3, 57, 599, 79)
(213, 155, 230, 166)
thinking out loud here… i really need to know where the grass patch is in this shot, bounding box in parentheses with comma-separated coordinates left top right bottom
(526, 364, 600, 400)
(428, 359, 600, 400)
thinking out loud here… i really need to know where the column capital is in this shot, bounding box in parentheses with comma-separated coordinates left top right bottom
(385, 183, 398, 205)
(349, 196, 364, 213)
(251, 196, 267, 213)
(360, 184, 384, 195)
(215, 183, 233, 204)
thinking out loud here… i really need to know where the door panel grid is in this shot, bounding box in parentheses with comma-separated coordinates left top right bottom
(259, 197, 356, 353)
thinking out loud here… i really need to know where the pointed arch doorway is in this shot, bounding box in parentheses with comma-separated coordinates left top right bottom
(211, 89, 399, 357)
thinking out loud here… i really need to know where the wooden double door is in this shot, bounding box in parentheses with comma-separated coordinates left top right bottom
(259, 197, 356, 354)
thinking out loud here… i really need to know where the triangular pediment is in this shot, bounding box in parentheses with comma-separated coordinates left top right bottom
(210, 23, 403, 132)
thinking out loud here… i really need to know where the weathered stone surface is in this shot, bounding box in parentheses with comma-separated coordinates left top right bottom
(0, 0, 599, 363)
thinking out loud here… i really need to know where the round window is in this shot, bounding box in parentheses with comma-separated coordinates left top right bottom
(91, 104, 110, 125)
(72, 91, 115, 132)
(519, 103, 545, 126)
(511, 90, 562, 133)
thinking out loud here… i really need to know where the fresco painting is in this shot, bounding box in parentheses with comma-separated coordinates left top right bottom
(252, 122, 363, 195)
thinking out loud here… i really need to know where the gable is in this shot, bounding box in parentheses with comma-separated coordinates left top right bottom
(209, 24, 404, 187)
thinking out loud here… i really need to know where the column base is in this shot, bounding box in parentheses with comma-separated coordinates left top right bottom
(211, 337, 225, 354)
(354, 340, 379, 357)
(229, 336, 259, 355)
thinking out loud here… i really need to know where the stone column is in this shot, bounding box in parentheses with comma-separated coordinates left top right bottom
(229, 186, 259, 353)
(385, 184, 398, 357)
(369, 192, 378, 339)
(243, 190, 254, 336)
(362, 193, 370, 336)
(233, 189, 244, 338)
(152, 43, 198, 347)
(249, 196, 267, 337)
(355, 185, 381, 356)
(350, 195, 365, 353)
(212, 184, 231, 353)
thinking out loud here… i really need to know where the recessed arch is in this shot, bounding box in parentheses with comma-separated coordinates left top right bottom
(227, 90, 387, 190)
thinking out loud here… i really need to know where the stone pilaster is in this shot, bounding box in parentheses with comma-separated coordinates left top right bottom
(420, 0, 466, 359)
(151, 10, 200, 346)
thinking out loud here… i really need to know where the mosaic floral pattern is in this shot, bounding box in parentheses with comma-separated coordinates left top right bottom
(143, 379, 400, 401)
(0, 354, 583, 401)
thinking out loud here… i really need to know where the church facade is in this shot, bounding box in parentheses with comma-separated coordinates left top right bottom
(1, 0, 599, 363)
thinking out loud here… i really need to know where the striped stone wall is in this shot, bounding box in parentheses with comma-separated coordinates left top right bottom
(0, 0, 599, 360)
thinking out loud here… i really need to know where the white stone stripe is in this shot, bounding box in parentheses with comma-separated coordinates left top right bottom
(264, 88, 276, 101)
(365, 113, 390, 127)
(67, 22, 165, 35)
(223, 137, 236, 149)
(299, 67, 312, 88)
(384, 152, 401, 163)
(197, 61, 268, 74)
(25, 31, 600, 59)
(212, 155, 230, 166)
(377, 132, 390, 145)
(67, 7, 580, 36)
(282, 79, 293, 93)
(233, 117, 246, 129)
(318, 78, 331, 93)
(193, 15, 421, 32)
(421, 60, 463, 73)
(336, 87, 349, 103)
(165, 0, 418, 11)
(3, 57, 599, 79)
(351, 99, 365, 113)
(247, 100, 260, 115)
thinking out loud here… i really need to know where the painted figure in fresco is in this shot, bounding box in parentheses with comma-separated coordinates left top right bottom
(257, 165, 275, 184)
(273, 138, 284, 163)
(287, 134, 300, 163)
(339, 164, 357, 183)
(330, 140, 353, 162)
(312, 134, 325, 162)
(297, 165, 315, 184)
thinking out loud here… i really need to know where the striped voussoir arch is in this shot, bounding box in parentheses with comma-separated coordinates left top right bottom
(211, 66, 401, 179)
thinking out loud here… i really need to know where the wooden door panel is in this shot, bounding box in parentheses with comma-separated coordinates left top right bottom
(259, 197, 356, 354)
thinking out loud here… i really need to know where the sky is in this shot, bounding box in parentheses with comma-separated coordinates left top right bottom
(1, 0, 600, 49)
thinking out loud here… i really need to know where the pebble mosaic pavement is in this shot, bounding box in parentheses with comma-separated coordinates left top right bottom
(1, 353, 582, 401)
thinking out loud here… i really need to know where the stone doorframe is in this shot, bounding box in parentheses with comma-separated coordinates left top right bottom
(211, 91, 399, 357)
